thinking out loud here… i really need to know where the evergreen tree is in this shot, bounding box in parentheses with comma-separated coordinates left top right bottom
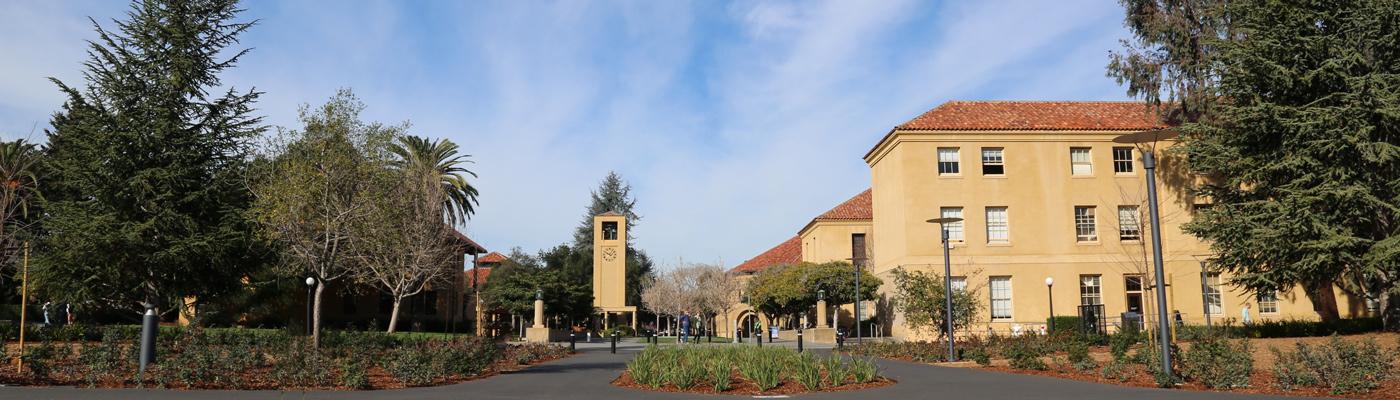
(1112, 0, 1400, 324)
(36, 0, 266, 317)
(1181, 0, 1400, 325)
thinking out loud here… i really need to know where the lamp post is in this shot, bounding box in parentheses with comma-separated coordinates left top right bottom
(1045, 277, 1055, 333)
(927, 217, 963, 362)
(1113, 128, 1178, 378)
(305, 277, 316, 336)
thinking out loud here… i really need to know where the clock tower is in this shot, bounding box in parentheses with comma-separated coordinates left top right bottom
(592, 211, 635, 330)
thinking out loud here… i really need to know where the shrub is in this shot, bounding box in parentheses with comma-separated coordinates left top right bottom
(707, 356, 733, 392)
(1100, 360, 1134, 382)
(381, 344, 441, 386)
(626, 345, 667, 388)
(1179, 337, 1252, 389)
(441, 338, 499, 375)
(79, 329, 130, 387)
(271, 340, 333, 388)
(1108, 331, 1140, 361)
(1065, 339, 1097, 372)
(793, 353, 823, 391)
(1269, 336, 1395, 394)
(850, 356, 879, 383)
(1004, 336, 1048, 370)
(340, 358, 370, 389)
(1047, 316, 1082, 336)
(823, 355, 849, 386)
(22, 341, 57, 379)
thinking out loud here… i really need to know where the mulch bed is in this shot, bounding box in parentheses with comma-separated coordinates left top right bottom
(612, 370, 895, 396)
(0, 348, 573, 390)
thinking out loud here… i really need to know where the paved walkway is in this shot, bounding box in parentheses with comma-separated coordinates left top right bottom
(0, 341, 1313, 400)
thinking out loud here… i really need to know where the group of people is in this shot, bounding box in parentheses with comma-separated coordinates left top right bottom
(39, 301, 76, 326)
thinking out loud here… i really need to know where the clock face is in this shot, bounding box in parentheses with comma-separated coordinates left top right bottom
(602, 247, 618, 261)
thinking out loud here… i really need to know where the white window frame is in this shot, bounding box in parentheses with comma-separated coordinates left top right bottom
(1113, 147, 1135, 174)
(1118, 205, 1142, 241)
(940, 207, 964, 242)
(981, 148, 1005, 176)
(1205, 273, 1223, 315)
(985, 207, 1009, 243)
(1074, 206, 1098, 242)
(990, 276, 1012, 321)
(1080, 275, 1102, 306)
(938, 148, 961, 175)
(1070, 147, 1093, 175)
(1258, 290, 1279, 314)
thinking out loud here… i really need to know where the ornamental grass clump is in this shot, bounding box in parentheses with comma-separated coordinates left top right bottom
(823, 355, 849, 386)
(707, 356, 733, 392)
(793, 353, 823, 390)
(850, 356, 880, 383)
(736, 347, 784, 392)
(625, 345, 667, 388)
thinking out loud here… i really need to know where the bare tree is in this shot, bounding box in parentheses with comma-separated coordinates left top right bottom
(351, 164, 459, 333)
(248, 91, 398, 346)
(695, 264, 743, 341)
(640, 273, 680, 334)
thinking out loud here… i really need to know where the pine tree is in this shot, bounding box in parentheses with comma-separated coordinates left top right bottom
(1182, 0, 1400, 325)
(1112, 0, 1400, 324)
(36, 0, 266, 317)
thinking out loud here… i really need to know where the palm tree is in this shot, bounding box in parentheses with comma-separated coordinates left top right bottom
(388, 135, 480, 225)
(0, 139, 40, 267)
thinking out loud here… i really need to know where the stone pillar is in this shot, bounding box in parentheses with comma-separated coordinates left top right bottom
(533, 299, 545, 328)
(817, 299, 828, 328)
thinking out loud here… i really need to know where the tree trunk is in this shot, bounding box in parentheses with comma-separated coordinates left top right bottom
(387, 298, 402, 333)
(312, 281, 325, 347)
(1306, 280, 1341, 323)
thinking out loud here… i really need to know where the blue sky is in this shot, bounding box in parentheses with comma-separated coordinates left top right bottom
(0, 0, 1135, 270)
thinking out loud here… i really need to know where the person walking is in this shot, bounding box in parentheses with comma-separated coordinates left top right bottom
(678, 311, 691, 344)
(42, 301, 52, 326)
(1241, 304, 1253, 325)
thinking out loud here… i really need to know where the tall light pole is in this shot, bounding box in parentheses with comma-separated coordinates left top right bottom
(1045, 277, 1055, 333)
(927, 217, 963, 362)
(1114, 128, 1178, 378)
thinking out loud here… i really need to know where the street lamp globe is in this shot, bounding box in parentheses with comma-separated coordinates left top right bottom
(1045, 277, 1054, 287)
(305, 277, 315, 286)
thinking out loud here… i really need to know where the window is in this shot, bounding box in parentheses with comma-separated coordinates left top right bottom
(1124, 275, 1144, 313)
(950, 276, 967, 292)
(1113, 147, 1134, 173)
(938, 148, 960, 175)
(602, 221, 618, 240)
(1070, 147, 1093, 175)
(990, 277, 1012, 321)
(851, 233, 867, 263)
(1118, 206, 1142, 241)
(424, 291, 438, 315)
(940, 207, 964, 241)
(1080, 275, 1102, 306)
(985, 207, 1009, 243)
(1258, 290, 1278, 314)
(981, 148, 1004, 175)
(1205, 273, 1223, 315)
(1074, 206, 1098, 242)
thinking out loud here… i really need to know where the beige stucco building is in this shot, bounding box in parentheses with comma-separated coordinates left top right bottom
(732, 100, 1373, 342)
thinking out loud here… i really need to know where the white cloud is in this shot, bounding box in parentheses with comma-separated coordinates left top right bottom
(0, 0, 1134, 269)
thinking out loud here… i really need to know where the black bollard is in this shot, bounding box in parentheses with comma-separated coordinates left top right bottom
(138, 304, 158, 376)
(569, 333, 576, 351)
(798, 329, 804, 353)
(756, 328, 762, 347)
(610, 332, 617, 354)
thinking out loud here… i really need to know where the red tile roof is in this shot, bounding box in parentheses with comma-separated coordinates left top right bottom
(813, 189, 872, 220)
(478, 251, 508, 264)
(465, 267, 493, 287)
(897, 101, 1166, 131)
(730, 236, 801, 274)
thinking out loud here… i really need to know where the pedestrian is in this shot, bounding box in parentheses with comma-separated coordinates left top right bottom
(1241, 304, 1252, 325)
(67, 303, 75, 325)
(679, 311, 691, 344)
(42, 301, 52, 326)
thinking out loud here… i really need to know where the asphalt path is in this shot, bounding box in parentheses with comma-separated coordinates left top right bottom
(0, 341, 1315, 399)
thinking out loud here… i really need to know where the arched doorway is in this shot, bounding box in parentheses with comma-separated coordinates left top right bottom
(736, 311, 760, 338)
